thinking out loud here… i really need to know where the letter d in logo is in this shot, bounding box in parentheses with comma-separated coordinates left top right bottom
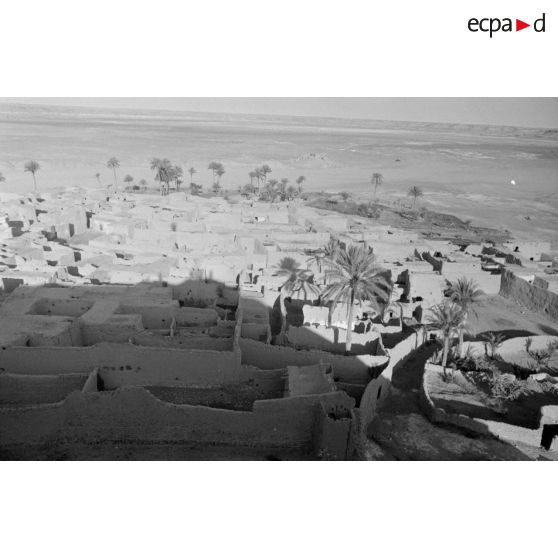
(534, 13, 546, 32)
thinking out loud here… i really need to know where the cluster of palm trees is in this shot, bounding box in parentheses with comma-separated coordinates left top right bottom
(102, 158, 219, 196)
(8, 156, 306, 201)
(248, 164, 272, 191)
(149, 158, 185, 196)
(276, 241, 485, 361)
(428, 278, 484, 370)
(102, 157, 200, 196)
(276, 241, 393, 353)
(242, 165, 306, 202)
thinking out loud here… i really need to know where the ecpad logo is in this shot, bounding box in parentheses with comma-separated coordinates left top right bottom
(468, 13, 546, 37)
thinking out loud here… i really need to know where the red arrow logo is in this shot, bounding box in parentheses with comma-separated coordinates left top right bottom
(516, 19, 530, 31)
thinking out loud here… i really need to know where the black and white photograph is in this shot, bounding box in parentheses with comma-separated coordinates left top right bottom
(1, 97, 557, 461)
(1, 1, 556, 557)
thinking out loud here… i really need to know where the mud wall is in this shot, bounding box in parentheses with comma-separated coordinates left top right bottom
(0, 373, 89, 406)
(0, 343, 241, 384)
(500, 269, 558, 321)
(241, 322, 270, 342)
(421, 252, 442, 272)
(239, 338, 388, 384)
(130, 333, 234, 351)
(286, 325, 381, 355)
(98, 362, 276, 390)
(0, 387, 353, 450)
(359, 328, 426, 432)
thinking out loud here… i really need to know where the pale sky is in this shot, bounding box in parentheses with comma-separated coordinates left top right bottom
(2, 98, 557, 128)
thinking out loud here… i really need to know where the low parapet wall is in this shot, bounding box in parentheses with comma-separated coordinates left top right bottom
(239, 338, 388, 384)
(500, 269, 558, 321)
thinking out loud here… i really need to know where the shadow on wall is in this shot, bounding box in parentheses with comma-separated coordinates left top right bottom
(1, 277, 549, 460)
(0, 277, 374, 459)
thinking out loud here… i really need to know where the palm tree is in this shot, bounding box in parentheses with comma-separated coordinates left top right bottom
(276, 257, 320, 335)
(408, 186, 423, 208)
(296, 175, 306, 194)
(95, 172, 102, 187)
(139, 179, 148, 190)
(371, 172, 383, 201)
(208, 161, 224, 185)
(307, 238, 341, 274)
(254, 167, 265, 191)
(216, 167, 225, 185)
(481, 332, 505, 359)
(188, 167, 197, 184)
(151, 157, 172, 195)
(261, 164, 272, 183)
(447, 277, 484, 357)
(24, 160, 40, 190)
(428, 302, 464, 370)
(249, 170, 257, 186)
(173, 165, 184, 191)
(322, 244, 392, 353)
(106, 157, 120, 189)
(123, 174, 134, 189)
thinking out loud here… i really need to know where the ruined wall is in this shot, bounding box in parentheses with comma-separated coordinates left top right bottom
(421, 252, 442, 272)
(239, 338, 388, 384)
(500, 269, 558, 321)
(98, 362, 272, 390)
(359, 328, 426, 432)
(0, 343, 241, 384)
(241, 322, 269, 342)
(130, 333, 234, 351)
(29, 318, 83, 347)
(313, 399, 353, 460)
(0, 387, 353, 450)
(0, 373, 89, 406)
(29, 297, 95, 318)
(286, 325, 381, 356)
(171, 281, 223, 305)
(173, 307, 218, 328)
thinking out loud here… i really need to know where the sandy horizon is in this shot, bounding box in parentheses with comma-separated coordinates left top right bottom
(1, 102, 557, 242)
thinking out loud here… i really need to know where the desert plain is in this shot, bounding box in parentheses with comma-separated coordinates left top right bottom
(1, 102, 556, 241)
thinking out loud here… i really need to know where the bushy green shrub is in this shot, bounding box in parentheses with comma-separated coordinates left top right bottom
(489, 374, 525, 401)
